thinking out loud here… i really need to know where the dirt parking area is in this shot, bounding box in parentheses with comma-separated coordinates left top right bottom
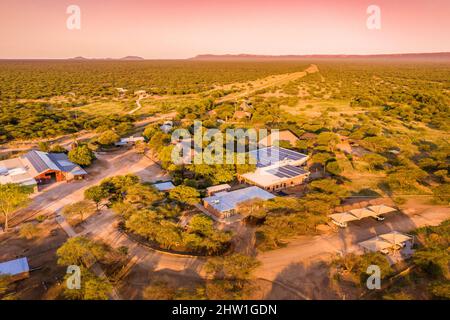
(0, 219, 68, 299)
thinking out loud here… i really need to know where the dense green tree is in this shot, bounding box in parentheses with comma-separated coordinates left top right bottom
(326, 160, 342, 176)
(96, 130, 120, 146)
(63, 269, 112, 300)
(236, 198, 268, 220)
(68, 145, 96, 166)
(0, 184, 32, 231)
(63, 200, 96, 223)
(362, 153, 388, 171)
(169, 185, 200, 205)
(205, 254, 260, 281)
(84, 185, 109, 210)
(56, 237, 110, 267)
(49, 144, 68, 153)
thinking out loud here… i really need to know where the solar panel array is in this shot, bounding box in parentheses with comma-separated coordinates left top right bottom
(249, 146, 307, 168)
(266, 165, 308, 178)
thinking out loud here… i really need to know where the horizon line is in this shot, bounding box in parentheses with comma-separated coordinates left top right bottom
(1, 51, 450, 61)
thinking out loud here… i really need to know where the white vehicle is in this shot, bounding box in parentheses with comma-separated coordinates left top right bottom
(331, 220, 348, 228)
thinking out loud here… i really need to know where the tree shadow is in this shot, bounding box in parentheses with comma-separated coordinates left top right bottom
(264, 260, 343, 300)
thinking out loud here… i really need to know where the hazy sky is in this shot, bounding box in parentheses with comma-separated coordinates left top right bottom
(0, 0, 449, 59)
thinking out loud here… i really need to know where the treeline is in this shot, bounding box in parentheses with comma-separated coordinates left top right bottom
(0, 101, 135, 142)
(0, 60, 308, 100)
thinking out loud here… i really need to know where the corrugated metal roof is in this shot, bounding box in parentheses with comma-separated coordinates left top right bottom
(0, 257, 29, 276)
(22, 150, 53, 174)
(203, 186, 275, 213)
(21, 151, 87, 176)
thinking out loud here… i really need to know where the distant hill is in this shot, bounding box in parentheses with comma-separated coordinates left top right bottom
(190, 52, 450, 61)
(68, 56, 145, 61)
(69, 56, 89, 60)
(120, 56, 145, 60)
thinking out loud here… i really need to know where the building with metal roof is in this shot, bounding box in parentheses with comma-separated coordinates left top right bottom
(0, 257, 30, 281)
(0, 150, 87, 190)
(203, 186, 275, 218)
(21, 150, 87, 183)
(153, 181, 176, 192)
(0, 158, 37, 190)
(206, 184, 231, 196)
(115, 136, 145, 146)
(248, 146, 308, 168)
(238, 146, 309, 191)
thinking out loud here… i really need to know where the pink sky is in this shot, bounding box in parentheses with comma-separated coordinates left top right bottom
(0, 0, 449, 59)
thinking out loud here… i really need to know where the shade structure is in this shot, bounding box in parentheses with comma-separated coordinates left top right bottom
(348, 208, 377, 219)
(358, 237, 393, 252)
(379, 231, 412, 246)
(367, 205, 397, 215)
(329, 212, 359, 224)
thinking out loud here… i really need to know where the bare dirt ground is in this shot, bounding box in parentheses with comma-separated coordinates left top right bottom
(0, 219, 68, 300)
(254, 201, 450, 299)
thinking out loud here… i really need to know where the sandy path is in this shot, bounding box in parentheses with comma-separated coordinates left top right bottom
(217, 64, 319, 103)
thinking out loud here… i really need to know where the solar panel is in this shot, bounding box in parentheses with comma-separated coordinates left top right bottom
(250, 146, 307, 168)
(267, 164, 307, 178)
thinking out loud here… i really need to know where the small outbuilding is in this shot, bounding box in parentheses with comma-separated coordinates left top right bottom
(153, 181, 176, 192)
(0, 257, 30, 282)
(203, 186, 275, 219)
(206, 184, 232, 196)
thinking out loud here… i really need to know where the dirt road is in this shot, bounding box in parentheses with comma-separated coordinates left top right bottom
(217, 64, 319, 103)
(9, 148, 170, 227)
(254, 205, 450, 291)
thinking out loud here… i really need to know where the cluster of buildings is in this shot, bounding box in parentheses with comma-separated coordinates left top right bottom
(202, 145, 310, 219)
(0, 150, 87, 192)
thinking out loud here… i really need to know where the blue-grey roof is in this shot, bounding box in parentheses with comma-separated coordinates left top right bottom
(153, 181, 175, 191)
(47, 153, 87, 175)
(249, 146, 308, 168)
(203, 186, 275, 213)
(0, 257, 29, 276)
(22, 150, 58, 174)
(22, 150, 87, 175)
(266, 164, 308, 178)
